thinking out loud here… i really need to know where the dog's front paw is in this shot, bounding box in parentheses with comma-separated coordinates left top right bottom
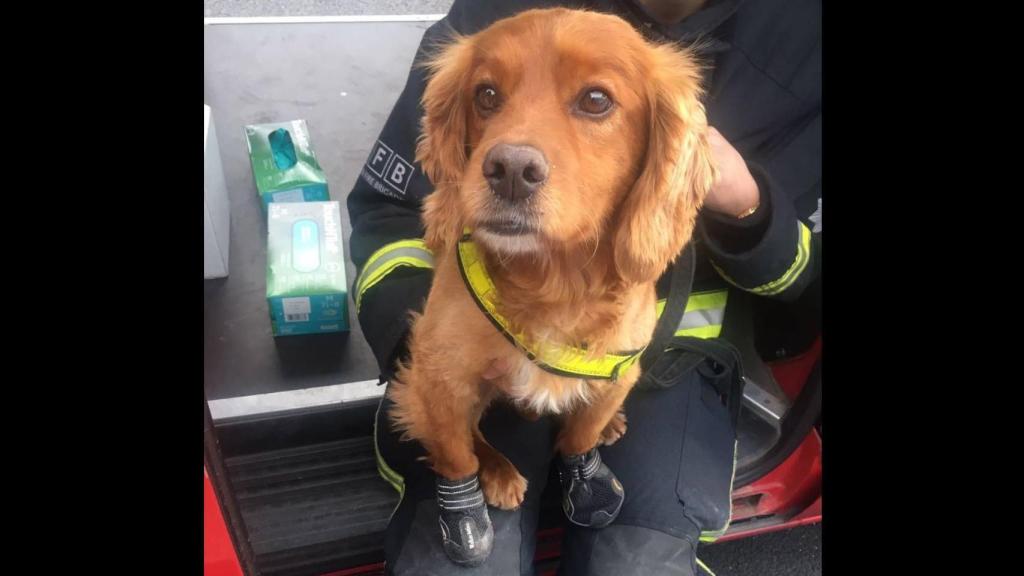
(436, 475, 493, 566)
(599, 409, 628, 445)
(557, 448, 624, 528)
(479, 457, 528, 510)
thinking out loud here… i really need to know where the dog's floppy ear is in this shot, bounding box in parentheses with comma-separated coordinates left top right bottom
(614, 45, 717, 285)
(416, 36, 474, 253)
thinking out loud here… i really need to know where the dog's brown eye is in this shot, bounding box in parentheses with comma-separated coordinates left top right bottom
(475, 85, 501, 113)
(576, 89, 614, 116)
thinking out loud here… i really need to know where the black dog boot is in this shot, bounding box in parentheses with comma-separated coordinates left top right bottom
(557, 447, 625, 528)
(436, 474, 494, 566)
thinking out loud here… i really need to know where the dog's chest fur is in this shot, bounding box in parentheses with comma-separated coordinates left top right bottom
(498, 355, 596, 415)
(487, 291, 654, 417)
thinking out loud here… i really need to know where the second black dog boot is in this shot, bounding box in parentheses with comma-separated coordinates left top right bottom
(436, 474, 494, 566)
(557, 447, 625, 528)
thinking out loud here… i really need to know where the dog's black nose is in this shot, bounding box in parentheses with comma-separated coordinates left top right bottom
(483, 144, 548, 202)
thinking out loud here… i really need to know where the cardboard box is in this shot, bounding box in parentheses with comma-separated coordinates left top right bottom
(204, 105, 231, 279)
(266, 201, 349, 335)
(244, 120, 330, 210)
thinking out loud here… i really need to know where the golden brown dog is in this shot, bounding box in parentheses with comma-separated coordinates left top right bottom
(388, 7, 716, 510)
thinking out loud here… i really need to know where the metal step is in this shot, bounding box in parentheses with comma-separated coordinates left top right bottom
(225, 436, 398, 576)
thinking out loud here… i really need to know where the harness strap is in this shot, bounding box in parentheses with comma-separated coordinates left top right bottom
(456, 233, 697, 381)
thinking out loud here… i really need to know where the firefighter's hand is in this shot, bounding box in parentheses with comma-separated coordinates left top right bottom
(704, 127, 760, 219)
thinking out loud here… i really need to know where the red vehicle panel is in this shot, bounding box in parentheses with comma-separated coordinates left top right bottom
(205, 468, 244, 576)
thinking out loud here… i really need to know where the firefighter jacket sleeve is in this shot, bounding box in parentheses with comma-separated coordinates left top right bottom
(699, 113, 821, 303)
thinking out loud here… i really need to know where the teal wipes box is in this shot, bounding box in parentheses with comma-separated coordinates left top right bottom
(266, 201, 349, 335)
(245, 120, 330, 210)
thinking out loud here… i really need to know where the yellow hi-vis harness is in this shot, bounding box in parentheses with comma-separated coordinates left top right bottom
(456, 232, 724, 381)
